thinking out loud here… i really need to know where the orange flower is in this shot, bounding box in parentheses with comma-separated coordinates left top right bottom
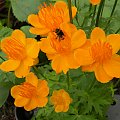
(0, 30, 39, 78)
(50, 89, 72, 112)
(40, 23, 87, 74)
(90, 0, 101, 5)
(28, 1, 77, 35)
(75, 27, 120, 83)
(11, 72, 49, 111)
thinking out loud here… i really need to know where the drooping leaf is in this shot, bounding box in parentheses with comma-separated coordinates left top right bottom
(10, 0, 48, 22)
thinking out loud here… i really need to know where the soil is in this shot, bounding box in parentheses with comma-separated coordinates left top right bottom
(0, 95, 15, 120)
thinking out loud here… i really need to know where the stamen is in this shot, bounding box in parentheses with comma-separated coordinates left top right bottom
(38, 3, 65, 31)
(50, 31, 71, 54)
(91, 40, 112, 63)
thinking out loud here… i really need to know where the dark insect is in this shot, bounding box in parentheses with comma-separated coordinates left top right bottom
(55, 28, 64, 41)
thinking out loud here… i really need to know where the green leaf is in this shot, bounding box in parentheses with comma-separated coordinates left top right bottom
(0, 81, 14, 107)
(76, 115, 97, 120)
(10, 0, 48, 22)
(20, 26, 37, 38)
(0, 27, 13, 40)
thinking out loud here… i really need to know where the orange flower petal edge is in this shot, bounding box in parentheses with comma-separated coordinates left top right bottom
(0, 30, 40, 78)
(90, 0, 101, 5)
(50, 89, 72, 112)
(11, 72, 49, 111)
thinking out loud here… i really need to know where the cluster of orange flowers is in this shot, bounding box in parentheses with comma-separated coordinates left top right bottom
(0, 1, 120, 112)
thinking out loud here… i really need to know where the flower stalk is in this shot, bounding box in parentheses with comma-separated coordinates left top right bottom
(0, 56, 5, 61)
(67, 0, 73, 23)
(66, 72, 71, 90)
(105, 0, 118, 30)
(95, 0, 105, 27)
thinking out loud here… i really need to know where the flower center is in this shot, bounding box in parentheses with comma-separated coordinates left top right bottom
(50, 29, 71, 54)
(91, 40, 112, 63)
(18, 82, 37, 98)
(38, 3, 64, 31)
(2, 38, 26, 60)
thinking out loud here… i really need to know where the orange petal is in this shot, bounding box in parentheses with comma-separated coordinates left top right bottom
(75, 48, 94, 66)
(23, 57, 34, 66)
(15, 62, 30, 78)
(11, 30, 26, 45)
(54, 1, 67, 10)
(94, 65, 113, 83)
(46, 54, 56, 60)
(29, 27, 50, 35)
(63, 6, 77, 21)
(63, 105, 69, 112)
(11, 85, 20, 98)
(52, 53, 79, 74)
(51, 54, 69, 74)
(60, 23, 77, 38)
(107, 34, 120, 54)
(81, 40, 91, 49)
(28, 14, 45, 28)
(55, 105, 64, 112)
(82, 62, 98, 72)
(14, 96, 29, 107)
(37, 97, 48, 107)
(90, 0, 101, 5)
(26, 38, 39, 58)
(33, 58, 39, 65)
(91, 27, 106, 44)
(24, 97, 38, 111)
(72, 6, 77, 18)
(37, 80, 49, 97)
(103, 56, 120, 78)
(54, 1, 77, 19)
(71, 29, 86, 49)
(0, 59, 20, 72)
(26, 72, 38, 87)
(40, 38, 56, 54)
(64, 52, 79, 69)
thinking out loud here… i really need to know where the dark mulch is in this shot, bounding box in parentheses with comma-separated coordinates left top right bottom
(0, 95, 15, 120)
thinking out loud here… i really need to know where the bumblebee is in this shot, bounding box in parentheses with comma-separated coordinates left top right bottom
(55, 28, 64, 41)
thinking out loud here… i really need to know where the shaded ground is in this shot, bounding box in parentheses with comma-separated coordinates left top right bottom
(0, 95, 15, 120)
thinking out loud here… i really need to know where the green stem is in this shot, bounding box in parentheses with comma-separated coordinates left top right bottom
(66, 72, 70, 89)
(105, 0, 118, 30)
(114, 78, 120, 88)
(100, 0, 105, 17)
(67, 0, 73, 23)
(110, 0, 118, 17)
(89, 4, 92, 11)
(75, 0, 77, 7)
(7, 4, 11, 27)
(81, 3, 92, 27)
(75, 0, 81, 27)
(90, 5, 97, 26)
(95, 0, 105, 27)
(115, 27, 120, 33)
(0, 56, 5, 61)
